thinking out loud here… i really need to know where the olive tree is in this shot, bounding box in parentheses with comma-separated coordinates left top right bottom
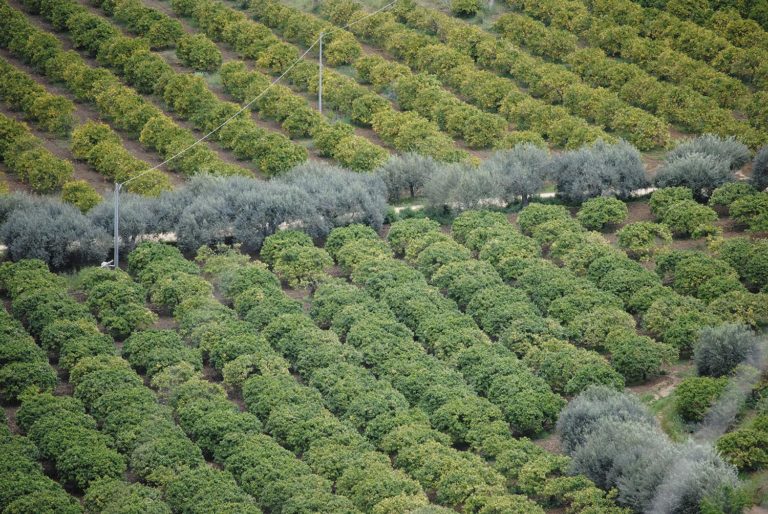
(375, 153, 439, 202)
(548, 140, 647, 203)
(479, 143, 549, 205)
(666, 134, 751, 171)
(752, 145, 768, 191)
(655, 153, 734, 200)
(0, 194, 109, 270)
(694, 324, 760, 378)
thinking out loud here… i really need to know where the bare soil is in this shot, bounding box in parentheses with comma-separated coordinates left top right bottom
(627, 362, 693, 401)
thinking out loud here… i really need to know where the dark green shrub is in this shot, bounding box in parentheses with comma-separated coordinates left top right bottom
(709, 182, 758, 208)
(517, 204, 570, 235)
(450, 0, 480, 16)
(616, 222, 672, 260)
(605, 332, 677, 384)
(387, 218, 440, 256)
(730, 192, 768, 231)
(175, 34, 221, 72)
(324, 224, 380, 260)
(260, 230, 314, 266)
(452, 210, 509, 244)
(576, 197, 628, 230)
(83, 478, 171, 514)
(57, 443, 126, 490)
(0, 361, 57, 401)
(487, 373, 565, 435)
(660, 200, 718, 237)
(716, 428, 768, 471)
(61, 180, 101, 213)
(675, 376, 728, 422)
(649, 187, 694, 218)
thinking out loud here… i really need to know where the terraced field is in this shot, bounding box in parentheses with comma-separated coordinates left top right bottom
(1, 0, 768, 511)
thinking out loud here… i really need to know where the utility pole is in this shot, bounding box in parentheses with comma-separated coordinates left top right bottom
(113, 182, 122, 269)
(318, 32, 323, 114)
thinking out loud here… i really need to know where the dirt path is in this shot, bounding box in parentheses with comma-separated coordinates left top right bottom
(627, 362, 693, 401)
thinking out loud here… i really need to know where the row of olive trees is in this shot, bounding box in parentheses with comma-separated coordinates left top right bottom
(378, 136, 768, 210)
(0, 164, 387, 269)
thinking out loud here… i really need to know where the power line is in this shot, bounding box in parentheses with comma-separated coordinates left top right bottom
(113, 0, 396, 268)
(122, 0, 395, 186)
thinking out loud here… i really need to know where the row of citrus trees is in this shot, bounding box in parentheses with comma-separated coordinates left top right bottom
(123, 242, 447, 512)
(380, 0, 768, 148)
(159, 0, 471, 162)
(0, 55, 173, 203)
(493, 0, 768, 130)
(581, 0, 768, 85)
(209, 0, 539, 151)
(0, 260, 266, 513)
(490, 10, 767, 135)
(312, 0, 682, 150)
(263, 0, 635, 150)
(84, 0, 399, 170)
(15, 0, 312, 176)
(186, 239, 628, 512)
(0, 0, 252, 181)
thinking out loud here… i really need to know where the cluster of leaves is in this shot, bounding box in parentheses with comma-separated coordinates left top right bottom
(694, 324, 761, 378)
(260, 230, 332, 288)
(717, 415, 768, 471)
(0, 414, 83, 513)
(729, 191, 768, 232)
(61, 180, 102, 214)
(0, 194, 109, 270)
(576, 197, 628, 230)
(0, 309, 56, 402)
(616, 222, 671, 260)
(558, 387, 745, 513)
(175, 34, 221, 72)
(110, 0, 184, 48)
(0, 58, 74, 135)
(77, 267, 158, 339)
(675, 375, 729, 422)
(712, 236, 768, 292)
(649, 187, 719, 238)
(656, 250, 745, 302)
(0, 113, 73, 193)
(71, 122, 171, 196)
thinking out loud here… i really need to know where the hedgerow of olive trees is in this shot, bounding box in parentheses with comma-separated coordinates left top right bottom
(548, 140, 647, 203)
